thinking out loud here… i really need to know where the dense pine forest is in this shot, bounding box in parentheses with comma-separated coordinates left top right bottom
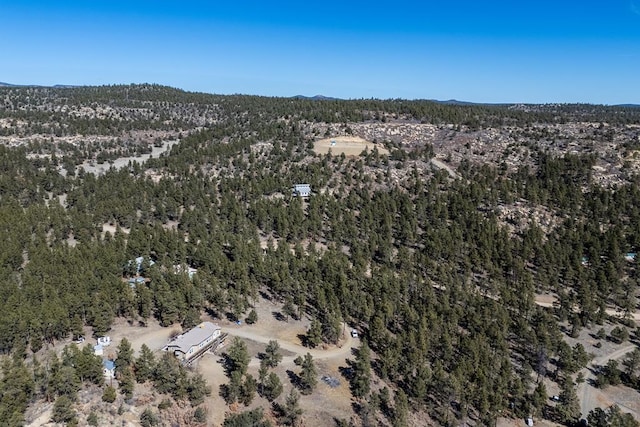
(1, 85, 640, 426)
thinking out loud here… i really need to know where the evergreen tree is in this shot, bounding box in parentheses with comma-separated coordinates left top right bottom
(556, 378, 580, 425)
(115, 337, 134, 375)
(223, 408, 272, 427)
(0, 358, 34, 426)
(263, 372, 283, 401)
(51, 395, 77, 425)
(246, 309, 258, 324)
(282, 298, 296, 321)
(393, 389, 409, 427)
(187, 373, 211, 406)
(140, 408, 160, 427)
(262, 340, 283, 369)
(280, 389, 303, 426)
(240, 374, 257, 405)
(76, 345, 104, 385)
(623, 348, 640, 380)
(588, 405, 639, 427)
(225, 337, 250, 375)
(306, 319, 322, 348)
(134, 343, 156, 383)
(531, 381, 547, 415)
(351, 340, 372, 399)
(299, 353, 317, 394)
(102, 385, 117, 403)
(118, 366, 135, 399)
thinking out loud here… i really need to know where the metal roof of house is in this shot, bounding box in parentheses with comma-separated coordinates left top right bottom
(166, 322, 220, 354)
(103, 359, 115, 370)
(293, 184, 311, 196)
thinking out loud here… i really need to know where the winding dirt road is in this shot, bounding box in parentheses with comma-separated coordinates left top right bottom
(431, 158, 458, 179)
(534, 295, 640, 321)
(578, 345, 637, 419)
(534, 294, 640, 419)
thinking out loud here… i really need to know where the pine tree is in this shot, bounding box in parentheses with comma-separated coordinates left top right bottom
(282, 298, 296, 321)
(299, 353, 317, 394)
(225, 337, 250, 375)
(393, 389, 409, 427)
(187, 374, 211, 406)
(351, 340, 371, 398)
(262, 340, 283, 368)
(240, 374, 257, 406)
(76, 345, 104, 386)
(51, 395, 77, 425)
(306, 319, 322, 348)
(246, 309, 258, 324)
(281, 389, 303, 426)
(119, 366, 135, 399)
(531, 381, 547, 415)
(556, 378, 580, 425)
(115, 338, 134, 375)
(134, 343, 156, 383)
(264, 372, 283, 401)
(102, 385, 116, 403)
(0, 358, 34, 426)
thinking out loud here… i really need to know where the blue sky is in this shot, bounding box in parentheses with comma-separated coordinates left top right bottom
(1, 1, 639, 103)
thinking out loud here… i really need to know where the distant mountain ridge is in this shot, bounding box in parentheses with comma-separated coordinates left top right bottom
(291, 94, 341, 101)
(0, 82, 77, 88)
(1, 82, 638, 106)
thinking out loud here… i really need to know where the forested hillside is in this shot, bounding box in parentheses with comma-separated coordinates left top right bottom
(1, 85, 640, 426)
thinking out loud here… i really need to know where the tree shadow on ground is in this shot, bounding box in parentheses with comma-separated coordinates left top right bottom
(259, 290, 272, 301)
(297, 334, 311, 348)
(286, 369, 301, 389)
(272, 311, 286, 322)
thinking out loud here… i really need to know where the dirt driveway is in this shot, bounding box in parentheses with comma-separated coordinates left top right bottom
(578, 345, 639, 420)
(534, 294, 640, 421)
(223, 323, 356, 368)
(194, 296, 361, 426)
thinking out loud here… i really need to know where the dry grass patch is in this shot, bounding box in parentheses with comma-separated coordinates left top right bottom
(314, 136, 389, 157)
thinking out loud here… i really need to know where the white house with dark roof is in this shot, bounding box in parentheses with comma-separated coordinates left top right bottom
(163, 322, 221, 363)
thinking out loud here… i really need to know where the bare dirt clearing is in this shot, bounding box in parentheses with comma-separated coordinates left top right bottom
(78, 139, 178, 176)
(195, 296, 359, 426)
(534, 294, 640, 421)
(534, 293, 640, 321)
(32, 295, 360, 426)
(314, 136, 389, 157)
(578, 345, 640, 421)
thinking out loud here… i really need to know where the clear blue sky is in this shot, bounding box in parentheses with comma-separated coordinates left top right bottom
(1, 0, 639, 104)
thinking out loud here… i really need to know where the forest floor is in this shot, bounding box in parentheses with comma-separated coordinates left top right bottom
(578, 345, 639, 421)
(196, 295, 359, 426)
(534, 294, 640, 422)
(77, 139, 178, 176)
